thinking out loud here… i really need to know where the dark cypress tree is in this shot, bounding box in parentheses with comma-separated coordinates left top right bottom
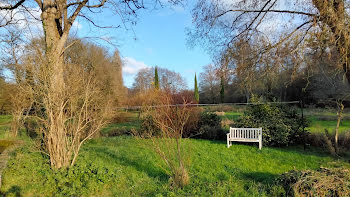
(154, 66, 159, 90)
(194, 73, 199, 103)
(220, 76, 225, 103)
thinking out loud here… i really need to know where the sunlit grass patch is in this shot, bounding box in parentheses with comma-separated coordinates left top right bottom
(1, 136, 347, 196)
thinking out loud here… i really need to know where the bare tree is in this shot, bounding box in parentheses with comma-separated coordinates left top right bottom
(132, 67, 154, 93)
(306, 40, 350, 153)
(1, 28, 33, 137)
(0, 0, 183, 169)
(189, 0, 350, 85)
(132, 66, 187, 94)
(199, 64, 220, 103)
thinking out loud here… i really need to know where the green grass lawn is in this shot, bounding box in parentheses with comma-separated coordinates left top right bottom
(101, 112, 141, 136)
(221, 111, 242, 121)
(1, 136, 348, 196)
(0, 115, 12, 138)
(220, 109, 350, 134)
(308, 116, 350, 134)
(101, 120, 141, 135)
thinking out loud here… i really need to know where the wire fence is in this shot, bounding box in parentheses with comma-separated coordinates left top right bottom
(114, 101, 301, 110)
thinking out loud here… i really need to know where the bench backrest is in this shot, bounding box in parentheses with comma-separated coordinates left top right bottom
(229, 128, 262, 140)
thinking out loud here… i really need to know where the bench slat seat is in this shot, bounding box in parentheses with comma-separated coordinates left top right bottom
(227, 127, 262, 150)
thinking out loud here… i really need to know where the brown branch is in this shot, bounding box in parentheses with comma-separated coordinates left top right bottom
(66, 0, 106, 9)
(78, 14, 119, 29)
(0, 0, 25, 10)
(261, 20, 314, 54)
(216, 9, 316, 18)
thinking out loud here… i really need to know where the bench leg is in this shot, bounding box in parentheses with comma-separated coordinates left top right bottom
(259, 140, 262, 150)
(227, 139, 230, 148)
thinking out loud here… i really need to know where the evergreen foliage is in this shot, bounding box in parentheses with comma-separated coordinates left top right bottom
(154, 67, 159, 90)
(194, 73, 199, 102)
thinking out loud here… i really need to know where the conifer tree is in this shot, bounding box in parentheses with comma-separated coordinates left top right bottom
(154, 66, 159, 90)
(194, 73, 199, 103)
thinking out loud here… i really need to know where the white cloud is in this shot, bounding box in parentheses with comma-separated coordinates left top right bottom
(122, 57, 150, 75)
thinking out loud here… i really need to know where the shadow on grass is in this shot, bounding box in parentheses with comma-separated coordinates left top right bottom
(89, 146, 168, 182)
(241, 171, 278, 184)
(208, 139, 332, 158)
(1, 185, 21, 197)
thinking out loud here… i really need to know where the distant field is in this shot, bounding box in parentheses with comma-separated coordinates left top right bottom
(2, 136, 348, 196)
(101, 112, 141, 136)
(220, 108, 350, 134)
(308, 115, 350, 134)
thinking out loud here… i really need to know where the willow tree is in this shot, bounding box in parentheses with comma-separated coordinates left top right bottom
(189, 0, 350, 85)
(0, 0, 182, 169)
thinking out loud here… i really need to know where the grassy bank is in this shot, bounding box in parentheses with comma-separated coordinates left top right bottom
(1, 136, 348, 196)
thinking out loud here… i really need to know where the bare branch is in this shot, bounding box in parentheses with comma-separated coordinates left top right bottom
(0, 0, 25, 10)
(78, 13, 120, 29)
(215, 9, 316, 19)
(65, 0, 106, 9)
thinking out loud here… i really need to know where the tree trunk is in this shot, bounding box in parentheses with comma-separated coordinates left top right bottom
(335, 101, 344, 154)
(41, 3, 70, 169)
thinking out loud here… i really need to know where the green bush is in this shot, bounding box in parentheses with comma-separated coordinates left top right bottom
(139, 115, 161, 137)
(234, 97, 307, 146)
(196, 112, 224, 140)
(23, 118, 40, 138)
(139, 110, 223, 140)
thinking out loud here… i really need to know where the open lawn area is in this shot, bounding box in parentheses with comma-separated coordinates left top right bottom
(220, 108, 350, 134)
(1, 136, 349, 196)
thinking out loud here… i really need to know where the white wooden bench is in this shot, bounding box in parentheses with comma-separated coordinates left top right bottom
(227, 128, 262, 150)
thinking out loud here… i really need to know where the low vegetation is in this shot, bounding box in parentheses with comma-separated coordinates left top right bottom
(234, 98, 306, 147)
(0, 140, 13, 154)
(1, 104, 349, 196)
(1, 136, 348, 196)
(279, 166, 350, 196)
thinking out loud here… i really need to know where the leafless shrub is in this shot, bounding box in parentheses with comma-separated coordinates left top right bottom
(221, 118, 235, 128)
(8, 84, 33, 137)
(307, 129, 350, 156)
(214, 111, 225, 116)
(140, 91, 192, 188)
(39, 63, 113, 168)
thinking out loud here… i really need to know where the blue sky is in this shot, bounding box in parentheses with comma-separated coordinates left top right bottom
(73, 3, 212, 89)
